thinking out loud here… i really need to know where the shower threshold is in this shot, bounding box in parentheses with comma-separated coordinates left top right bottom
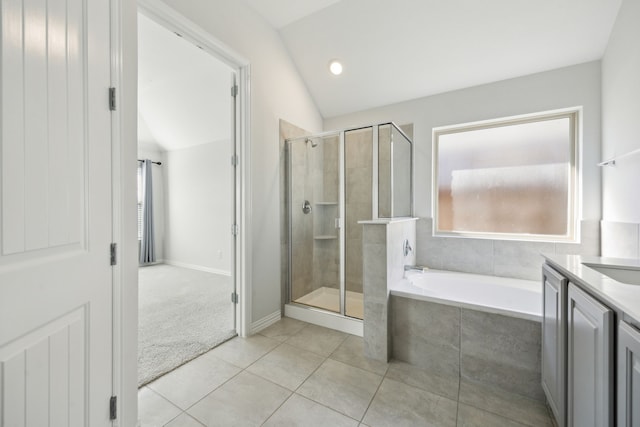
(294, 287, 363, 319)
(286, 286, 364, 336)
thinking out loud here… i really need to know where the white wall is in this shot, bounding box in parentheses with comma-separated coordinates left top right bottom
(138, 144, 165, 262)
(158, 0, 323, 321)
(602, 0, 640, 224)
(325, 61, 602, 223)
(325, 62, 602, 280)
(163, 141, 232, 274)
(600, 0, 640, 259)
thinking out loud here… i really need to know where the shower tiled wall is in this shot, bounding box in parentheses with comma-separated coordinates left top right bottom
(280, 119, 342, 305)
(416, 218, 601, 280)
(345, 128, 374, 294)
(312, 136, 340, 292)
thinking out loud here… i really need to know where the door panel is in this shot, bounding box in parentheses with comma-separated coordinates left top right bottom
(0, 307, 86, 426)
(0, 0, 113, 425)
(618, 321, 640, 426)
(567, 283, 613, 427)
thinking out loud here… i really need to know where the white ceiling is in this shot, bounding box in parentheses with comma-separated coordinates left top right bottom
(138, 13, 232, 152)
(245, 0, 342, 29)
(245, 0, 622, 118)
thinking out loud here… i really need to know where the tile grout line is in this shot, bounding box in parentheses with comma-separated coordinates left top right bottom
(192, 336, 290, 426)
(260, 330, 361, 425)
(359, 365, 387, 425)
(258, 389, 295, 426)
(258, 325, 351, 425)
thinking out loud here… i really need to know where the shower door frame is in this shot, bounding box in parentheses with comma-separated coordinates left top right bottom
(286, 122, 413, 321)
(286, 130, 346, 317)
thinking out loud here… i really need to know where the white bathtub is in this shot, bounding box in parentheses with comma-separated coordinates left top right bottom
(390, 269, 542, 321)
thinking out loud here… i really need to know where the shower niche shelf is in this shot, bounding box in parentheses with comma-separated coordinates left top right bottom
(314, 202, 339, 240)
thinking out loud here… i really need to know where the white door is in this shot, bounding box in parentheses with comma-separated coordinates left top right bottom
(0, 0, 113, 425)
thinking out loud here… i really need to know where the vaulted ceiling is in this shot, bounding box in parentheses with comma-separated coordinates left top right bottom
(245, 0, 622, 118)
(138, 1, 623, 150)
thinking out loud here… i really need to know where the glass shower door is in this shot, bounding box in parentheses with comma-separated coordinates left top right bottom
(344, 127, 372, 319)
(288, 134, 341, 313)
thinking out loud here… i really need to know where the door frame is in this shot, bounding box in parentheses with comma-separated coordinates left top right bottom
(110, 0, 252, 424)
(134, 0, 251, 337)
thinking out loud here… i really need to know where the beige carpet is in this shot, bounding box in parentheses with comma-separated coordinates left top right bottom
(138, 264, 236, 386)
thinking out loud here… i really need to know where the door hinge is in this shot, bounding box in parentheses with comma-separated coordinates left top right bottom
(109, 396, 117, 420)
(231, 292, 239, 304)
(109, 87, 116, 111)
(231, 154, 239, 167)
(110, 243, 117, 266)
(231, 224, 239, 236)
(231, 85, 238, 97)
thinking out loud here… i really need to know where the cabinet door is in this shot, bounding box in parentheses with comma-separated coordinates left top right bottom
(618, 321, 640, 426)
(542, 264, 568, 426)
(567, 283, 613, 427)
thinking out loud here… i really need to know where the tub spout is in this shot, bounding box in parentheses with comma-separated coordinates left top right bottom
(404, 265, 428, 272)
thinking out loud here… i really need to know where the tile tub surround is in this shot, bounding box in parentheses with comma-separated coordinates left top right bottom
(416, 218, 601, 280)
(362, 218, 417, 362)
(391, 295, 544, 402)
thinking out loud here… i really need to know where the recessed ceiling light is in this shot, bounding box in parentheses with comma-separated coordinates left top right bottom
(329, 60, 343, 76)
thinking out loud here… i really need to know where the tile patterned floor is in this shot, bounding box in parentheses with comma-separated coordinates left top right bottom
(138, 318, 554, 426)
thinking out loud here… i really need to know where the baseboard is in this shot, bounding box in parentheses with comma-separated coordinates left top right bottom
(164, 260, 231, 276)
(250, 310, 281, 335)
(139, 258, 164, 267)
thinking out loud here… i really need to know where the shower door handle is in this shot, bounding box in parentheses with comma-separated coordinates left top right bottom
(302, 200, 312, 214)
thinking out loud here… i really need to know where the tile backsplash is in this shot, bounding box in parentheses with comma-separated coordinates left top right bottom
(601, 220, 640, 259)
(416, 218, 601, 281)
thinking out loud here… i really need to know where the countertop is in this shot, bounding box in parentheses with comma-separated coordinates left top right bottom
(543, 254, 640, 323)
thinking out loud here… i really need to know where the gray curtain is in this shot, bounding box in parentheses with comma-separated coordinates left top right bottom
(140, 159, 156, 264)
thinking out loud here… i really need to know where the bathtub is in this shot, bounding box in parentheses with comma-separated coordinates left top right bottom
(390, 269, 542, 321)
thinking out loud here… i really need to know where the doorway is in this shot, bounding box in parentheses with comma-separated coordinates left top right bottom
(136, 11, 238, 386)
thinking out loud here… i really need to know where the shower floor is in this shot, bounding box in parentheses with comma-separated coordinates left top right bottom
(294, 287, 363, 319)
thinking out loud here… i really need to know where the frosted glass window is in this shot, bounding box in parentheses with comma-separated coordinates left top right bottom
(433, 110, 578, 241)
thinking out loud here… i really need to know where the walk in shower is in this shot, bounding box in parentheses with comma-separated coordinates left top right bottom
(286, 123, 412, 323)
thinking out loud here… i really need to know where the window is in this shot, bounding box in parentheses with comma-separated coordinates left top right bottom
(433, 109, 579, 242)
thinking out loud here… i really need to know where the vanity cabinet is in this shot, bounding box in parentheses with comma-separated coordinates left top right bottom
(567, 283, 613, 427)
(542, 264, 568, 426)
(542, 264, 614, 427)
(618, 320, 640, 426)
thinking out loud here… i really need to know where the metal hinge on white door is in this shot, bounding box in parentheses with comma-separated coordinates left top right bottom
(231, 154, 239, 167)
(231, 85, 238, 97)
(109, 396, 117, 420)
(109, 87, 116, 111)
(110, 243, 117, 266)
(231, 224, 239, 236)
(231, 292, 239, 304)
